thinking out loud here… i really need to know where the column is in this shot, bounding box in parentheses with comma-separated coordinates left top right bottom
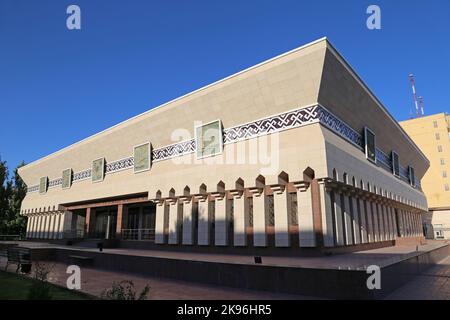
(49, 214, 56, 239)
(28, 216, 34, 238)
(214, 194, 229, 246)
(197, 196, 210, 246)
(372, 203, 380, 242)
(386, 206, 392, 240)
(35, 214, 42, 239)
(405, 211, 412, 237)
(351, 196, 361, 245)
(26, 216, 31, 238)
(319, 181, 335, 247)
(30, 216, 36, 238)
(168, 199, 181, 244)
(85, 207, 92, 237)
(296, 184, 316, 247)
(155, 200, 167, 244)
(379, 204, 386, 241)
(250, 188, 267, 247)
(392, 208, 398, 238)
(333, 191, 345, 246)
(56, 213, 63, 239)
(116, 204, 124, 239)
(365, 200, 374, 243)
(418, 213, 422, 236)
(44, 215, 51, 239)
(342, 193, 353, 245)
(416, 213, 420, 236)
(397, 209, 402, 237)
(390, 207, 397, 239)
(358, 197, 367, 244)
(233, 192, 247, 246)
(377, 203, 385, 241)
(182, 197, 194, 245)
(273, 186, 290, 247)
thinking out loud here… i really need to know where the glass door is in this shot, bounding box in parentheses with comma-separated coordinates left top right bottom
(94, 207, 117, 239)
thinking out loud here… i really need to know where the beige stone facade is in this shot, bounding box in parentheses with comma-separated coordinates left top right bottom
(400, 113, 450, 239)
(20, 38, 428, 249)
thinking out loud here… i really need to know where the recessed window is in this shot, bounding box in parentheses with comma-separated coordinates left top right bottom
(433, 121, 438, 128)
(438, 145, 443, 152)
(39, 177, 48, 194)
(364, 127, 376, 163)
(92, 158, 105, 183)
(443, 171, 448, 178)
(436, 133, 440, 140)
(134, 142, 151, 173)
(445, 184, 449, 192)
(62, 168, 72, 189)
(195, 120, 223, 159)
(392, 151, 400, 177)
(441, 158, 446, 165)
(409, 166, 415, 187)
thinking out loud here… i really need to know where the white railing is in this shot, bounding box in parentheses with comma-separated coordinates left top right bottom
(121, 229, 155, 241)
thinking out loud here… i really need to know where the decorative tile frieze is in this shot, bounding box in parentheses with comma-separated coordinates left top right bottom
(224, 105, 319, 144)
(28, 185, 39, 193)
(152, 139, 195, 162)
(317, 106, 363, 148)
(73, 169, 91, 182)
(25, 104, 421, 193)
(48, 178, 63, 189)
(106, 156, 134, 173)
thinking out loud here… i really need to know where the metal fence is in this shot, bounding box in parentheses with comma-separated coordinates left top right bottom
(121, 229, 155, 241)
(0, 235, 21, 241)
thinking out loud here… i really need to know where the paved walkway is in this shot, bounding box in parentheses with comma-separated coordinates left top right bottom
(2, 240, 448, 270)
(0, 258, 315, 300)
(1, 240, 449, 299)
(385, 255, 450, 300)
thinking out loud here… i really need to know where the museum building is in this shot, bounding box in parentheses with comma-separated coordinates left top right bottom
(19, 38, 428, 251)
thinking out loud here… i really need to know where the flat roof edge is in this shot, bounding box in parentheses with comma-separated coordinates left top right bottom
(21, 36, 328, 171)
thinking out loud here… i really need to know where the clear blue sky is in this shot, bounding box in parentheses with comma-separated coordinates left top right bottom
(0, 0, 449, 171)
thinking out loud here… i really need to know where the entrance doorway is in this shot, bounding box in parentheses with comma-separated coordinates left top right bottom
(122, 202, 156, 241)
(94, 207, 117, 239)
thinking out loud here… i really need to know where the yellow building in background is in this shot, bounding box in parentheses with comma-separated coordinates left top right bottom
(400, 113, 450, 239)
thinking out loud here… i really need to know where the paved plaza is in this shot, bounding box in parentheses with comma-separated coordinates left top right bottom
(1, 240, 449, 299)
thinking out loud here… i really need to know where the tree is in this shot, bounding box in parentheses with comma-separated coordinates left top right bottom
(7, 161, 27, 235)
(0, 159, 13, 234)
(0, 158, 27, 235)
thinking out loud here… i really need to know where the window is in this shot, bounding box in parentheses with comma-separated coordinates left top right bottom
(62, 168, 72, 189)
(134, 142, 151, 173)
(364, 127, 376, 163)
(409, 166, 415, 187)
(436, 133, 441, 140)
(441, 158, 446, 165)
(433, 121, 438, 128)
(438, 145, 443, 152)
(445, 184, 449, 191)
(39, 177, 48, 194)
(92, 158, 105, 183)
(443, 171, 448, 178)
(195, 120, 223, 159)
(392, 151, 400, 177)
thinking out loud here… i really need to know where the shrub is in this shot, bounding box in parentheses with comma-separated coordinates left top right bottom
(27, 262, 53, 300)
(101, 280, 150, 300)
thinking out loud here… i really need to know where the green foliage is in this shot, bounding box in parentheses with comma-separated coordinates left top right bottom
(101, 280, 150, 300)
(27, 262, 53, 300)
(0, 158, 27, 236)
